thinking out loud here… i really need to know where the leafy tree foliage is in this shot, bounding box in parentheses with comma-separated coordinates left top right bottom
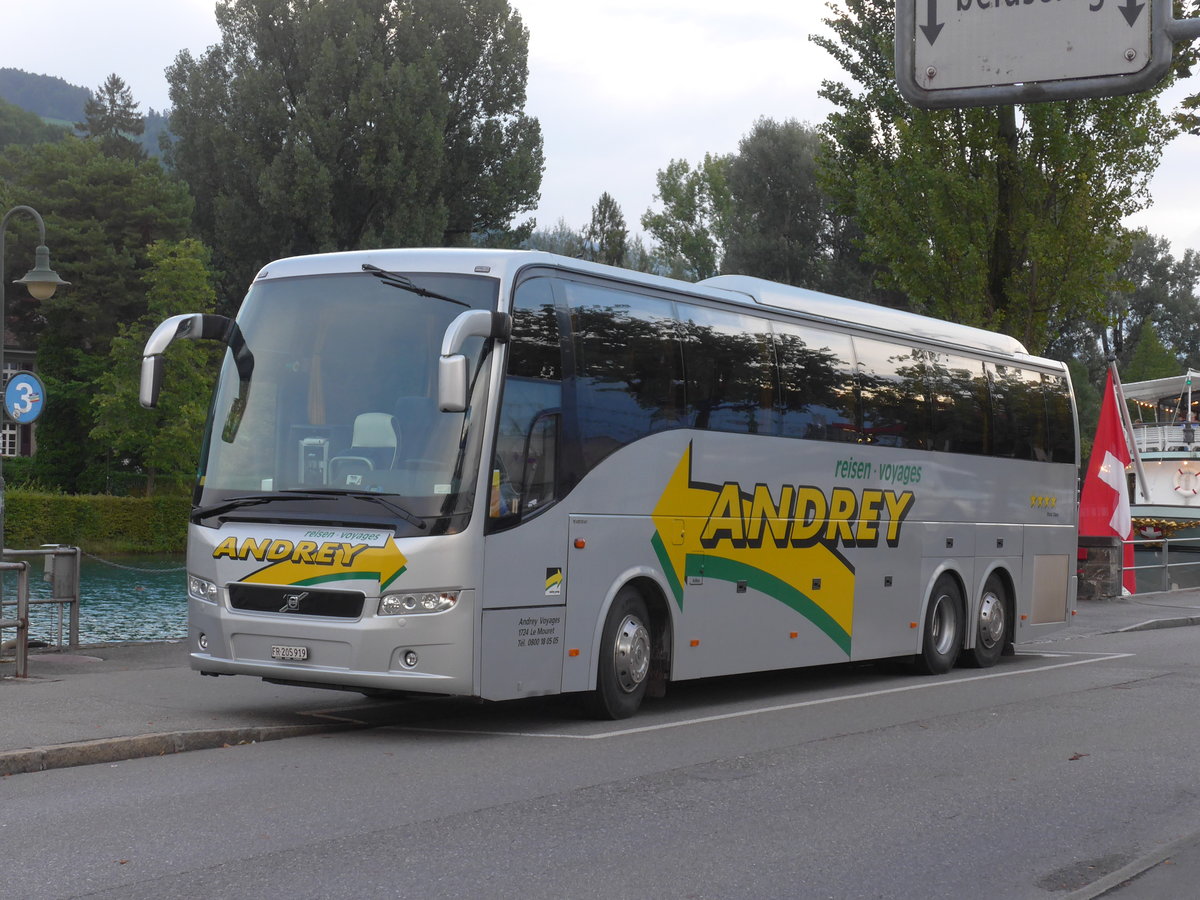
(584, 192, 628, 266)
(77, 74, 146, 160)
(1101, 231, 1200, 367)
(0, 138, 193, 491)
(92, 240, 221, 495)
(525, 218, 585, 258)
(166, 0, 543, 301)
(0, 97, 70, 147)
(814, 0, 1177, 355)
(1123, 321, 1181, 383)
(1177, 0, 1200, 134)
(641, 154, 731, 280)
(723, 117, 874, 295)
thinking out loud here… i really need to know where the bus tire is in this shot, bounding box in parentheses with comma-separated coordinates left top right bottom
(916, 575, 963, 675)
(584, 586, 652, 720)
(963, 574, 1008, 669)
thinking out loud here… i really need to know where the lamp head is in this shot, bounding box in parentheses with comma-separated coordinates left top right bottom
(14, 244, 69, 301)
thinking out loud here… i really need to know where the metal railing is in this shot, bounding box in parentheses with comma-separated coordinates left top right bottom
(1131, 424, 1199, 453)
(0, 561, 31, 677)
(1128, 535, 1200, 593)
(1, 545, 81, 650)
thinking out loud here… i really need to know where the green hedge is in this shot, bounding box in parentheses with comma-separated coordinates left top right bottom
(4, 490, 191, 554)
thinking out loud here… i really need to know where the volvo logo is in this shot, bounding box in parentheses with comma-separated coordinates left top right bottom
(280, 591, 309, 613)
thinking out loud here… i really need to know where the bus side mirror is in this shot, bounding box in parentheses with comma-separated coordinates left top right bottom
(140, 312, 241, 408)
(438, 310, 511, 413)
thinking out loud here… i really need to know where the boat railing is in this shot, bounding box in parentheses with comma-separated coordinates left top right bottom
(1130, 422, 1199, 453)
(1128, 534, 1200, 593)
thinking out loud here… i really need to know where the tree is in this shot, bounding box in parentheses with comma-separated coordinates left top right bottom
(1177, 0, 1200, 134)
(92, 240, 221, 495)
(0, 138, 193, 491)
(0, 97, 70, 147)
(76, 73, 145, 160)
(814, 0, 1178, 355)
(1124, 321, 1181, 383)
(525, 218, 585, 257)
(584, 192, 628, 266)
(722, 117, 871, 293)
(641, 154, 731, 280)
(166, 0, 543, 300)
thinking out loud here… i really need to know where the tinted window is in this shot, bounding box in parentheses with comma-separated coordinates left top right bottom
(775, 323, 857, 442)
(1043, 372, 1077, 464)
(567, 281, 684, 467)
(988, 363, 1046, 460)
(493, 278, 563, 525)
(928, 352, 988, 455)
(681, 306, 778, 435)
(855, 337, 932, 450)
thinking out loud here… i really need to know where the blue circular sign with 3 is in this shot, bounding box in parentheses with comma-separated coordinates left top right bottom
(5, 372, 46, 423)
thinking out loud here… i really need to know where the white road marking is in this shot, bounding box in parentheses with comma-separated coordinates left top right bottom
(394, 650, 1135, 740)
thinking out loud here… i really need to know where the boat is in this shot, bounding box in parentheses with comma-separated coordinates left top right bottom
(1121, 370, 1200, 543)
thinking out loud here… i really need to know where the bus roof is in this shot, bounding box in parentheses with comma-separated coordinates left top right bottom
(701, 274, 1031, 358)
(255, 248, 1038, 361)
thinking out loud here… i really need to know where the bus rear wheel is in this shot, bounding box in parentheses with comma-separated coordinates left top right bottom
(916, 575, 963, 675)
(963, 574, 1009, 668)
(584, 586, 651, 720)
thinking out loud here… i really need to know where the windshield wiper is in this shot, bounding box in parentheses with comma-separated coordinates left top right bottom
(362, 264, 470, 308)
(193, 489, 429, 530)
(293, 489, 428, 530)
(191, 491, 331, 521)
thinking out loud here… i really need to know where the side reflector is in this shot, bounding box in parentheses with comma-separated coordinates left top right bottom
(574, 538, 586, 549)
(568, 648, 580, 657)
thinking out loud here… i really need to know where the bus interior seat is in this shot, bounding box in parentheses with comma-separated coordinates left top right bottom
(329, 412, 399, 484)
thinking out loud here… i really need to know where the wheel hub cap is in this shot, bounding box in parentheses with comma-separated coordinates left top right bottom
(614, 615, 651, 693)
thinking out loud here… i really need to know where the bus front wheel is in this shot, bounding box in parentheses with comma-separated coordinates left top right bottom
(916, 575, 963, 675)
(584, 586, 651, 720)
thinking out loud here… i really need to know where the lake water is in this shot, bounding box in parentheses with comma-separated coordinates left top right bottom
(5, 554, 187, 645)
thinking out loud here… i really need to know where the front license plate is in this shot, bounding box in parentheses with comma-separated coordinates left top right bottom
(271, 645, 309, 661)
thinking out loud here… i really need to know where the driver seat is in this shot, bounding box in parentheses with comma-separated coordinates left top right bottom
(329, 413, 399, 485)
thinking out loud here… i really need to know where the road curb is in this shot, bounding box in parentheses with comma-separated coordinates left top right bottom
(0, 721, 363, 777)
(1116, 615, 1200, 633)
(1064, 831, 1200, 899)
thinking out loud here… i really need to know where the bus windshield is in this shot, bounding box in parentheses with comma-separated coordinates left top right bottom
(195, 270, 499, 534)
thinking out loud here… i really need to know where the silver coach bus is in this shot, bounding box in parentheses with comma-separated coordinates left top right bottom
(141, 249, 1077, 718)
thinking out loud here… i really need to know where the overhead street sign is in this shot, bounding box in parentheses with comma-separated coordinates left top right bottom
(896, 0, 1180, 108)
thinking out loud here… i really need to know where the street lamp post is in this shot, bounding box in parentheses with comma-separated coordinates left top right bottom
(0, 205, 69, 558)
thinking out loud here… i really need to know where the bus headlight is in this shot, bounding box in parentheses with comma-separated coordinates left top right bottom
(188, 574, 219, 604)
(379, 590, 459, 616)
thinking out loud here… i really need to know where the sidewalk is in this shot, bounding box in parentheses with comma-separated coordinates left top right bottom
(3, 589, 1200, 777)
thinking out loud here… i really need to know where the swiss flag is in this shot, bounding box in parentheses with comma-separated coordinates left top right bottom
(1079, 370, 1136, 593)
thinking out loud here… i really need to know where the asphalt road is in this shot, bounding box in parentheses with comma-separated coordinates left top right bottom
(4, 624, 1200, 900)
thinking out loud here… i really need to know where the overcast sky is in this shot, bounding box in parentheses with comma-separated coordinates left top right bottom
(5, 0, 1198, 259)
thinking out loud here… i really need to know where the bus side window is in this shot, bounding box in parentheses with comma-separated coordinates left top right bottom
(680, 306, 778, 435)
(854, 337, 932, 450)
(1043, 372, 1076, 464)
(567, 282, 684, 468)
(774, 323, 857, 443)
(989, 363, 1045, 460)
(492, 278, 563, 527)
(928, 353, 987, 455)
